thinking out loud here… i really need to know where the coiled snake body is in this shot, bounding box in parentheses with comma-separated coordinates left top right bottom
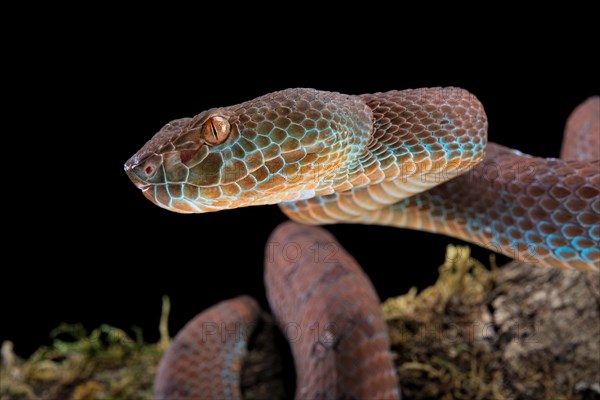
(125, 89, 599, 398)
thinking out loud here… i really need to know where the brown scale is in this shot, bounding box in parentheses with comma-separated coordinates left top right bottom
(264, 222, 401, 400)
(153, 296, 260, 400)
(359, 143, 599, 270)
(280, 88, 487, 223)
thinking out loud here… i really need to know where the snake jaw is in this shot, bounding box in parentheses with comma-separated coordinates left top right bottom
(141, 185, 156, 201)
(124, 162, 150, 190)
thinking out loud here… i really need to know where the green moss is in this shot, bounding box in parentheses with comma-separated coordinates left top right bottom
(382, 245, 503, 399)
(0, 297, 171, 400)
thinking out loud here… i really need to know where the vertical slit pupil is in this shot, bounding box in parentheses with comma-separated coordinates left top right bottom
(211, 121, 219, 141)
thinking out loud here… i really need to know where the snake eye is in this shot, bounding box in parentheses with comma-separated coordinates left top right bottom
(200, 116, 230, 145)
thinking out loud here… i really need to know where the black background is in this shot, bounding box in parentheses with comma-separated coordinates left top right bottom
(3, 14, 597, 357)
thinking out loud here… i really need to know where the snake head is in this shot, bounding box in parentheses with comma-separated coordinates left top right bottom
(124, 109, 237, 213)
(125, 89, 374, 213)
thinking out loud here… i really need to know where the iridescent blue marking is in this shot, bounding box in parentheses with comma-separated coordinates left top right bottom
(560, 224, 577, 238)
(555, 246, 576, 260)
(220, 336, 246, 399)
(582, 248, 600, 263)
(572, 237, 589, 251)
(506, 226, 521, 240)
(525, 231, 542, 243)
(545, 233, 564, 249)
(166, 184, 181, 200)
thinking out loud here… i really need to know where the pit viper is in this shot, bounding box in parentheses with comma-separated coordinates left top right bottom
(125, 89, 599, 399)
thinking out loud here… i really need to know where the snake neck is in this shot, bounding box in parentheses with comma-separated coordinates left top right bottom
(317, 88, 489, 196)
(280, 88, 488, 224)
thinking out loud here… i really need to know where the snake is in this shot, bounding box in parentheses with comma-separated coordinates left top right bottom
(153, 221, 400, 399)
(124, 89, 600, 398)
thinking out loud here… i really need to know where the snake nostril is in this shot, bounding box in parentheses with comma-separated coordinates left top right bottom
(141, 159, 160, 178)
(125, 160, 157, 188)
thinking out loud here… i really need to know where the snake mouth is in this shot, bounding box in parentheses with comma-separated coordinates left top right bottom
(141, 185, 160, 206)
(124, 166, 150, 190)
(125, 167, 160, 205)
(123, 169, 162, 207)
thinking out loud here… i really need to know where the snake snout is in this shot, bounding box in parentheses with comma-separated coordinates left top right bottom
(124, 153, 165, 189)
(124, 164, 145, 189)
